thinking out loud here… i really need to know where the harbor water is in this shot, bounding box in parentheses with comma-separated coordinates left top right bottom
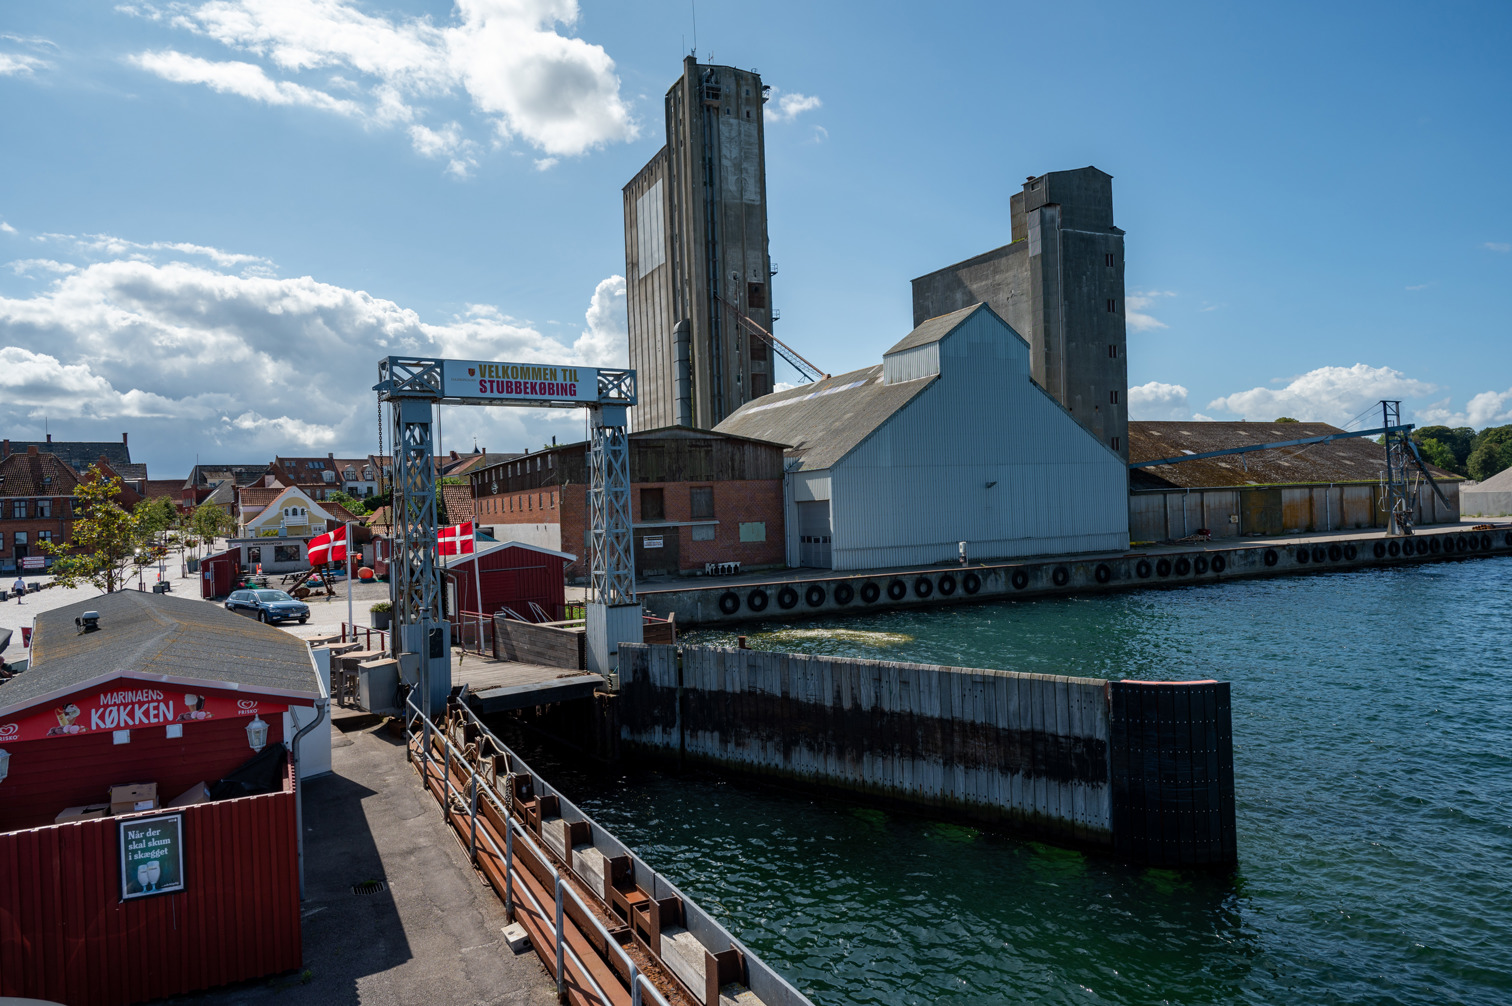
(509, 557, 1512, 1005)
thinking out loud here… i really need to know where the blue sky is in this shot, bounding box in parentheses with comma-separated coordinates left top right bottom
(2, 0, 1509, 477)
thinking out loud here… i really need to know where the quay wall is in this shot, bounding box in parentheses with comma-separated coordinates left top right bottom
(619, 644, 1236, 867)
(640, 527, 1512, 628)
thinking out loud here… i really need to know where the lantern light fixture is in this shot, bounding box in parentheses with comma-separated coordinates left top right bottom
(0, 748, 9, 785)
(246, 716, 269, 753)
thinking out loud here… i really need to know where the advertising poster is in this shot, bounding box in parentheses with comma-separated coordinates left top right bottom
(0, 686, 286, 743)
(442, 359, 598, 403)
(119, 813, 186, 901)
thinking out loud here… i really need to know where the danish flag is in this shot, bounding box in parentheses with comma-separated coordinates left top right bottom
(438, 520, 475, 556)
(306, 524, 348, 565)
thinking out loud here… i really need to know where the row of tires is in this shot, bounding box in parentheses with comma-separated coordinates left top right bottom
(710, 531, 1512, 617)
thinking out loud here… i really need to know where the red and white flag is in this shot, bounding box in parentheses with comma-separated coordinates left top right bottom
(438, 520, 475, 556)
(307, 524, 348, 565)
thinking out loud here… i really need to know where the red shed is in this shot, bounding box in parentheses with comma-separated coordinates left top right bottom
(199, 547, 240, 598)
(0, 591, 328, 1005)
(444, 539, 574, 624)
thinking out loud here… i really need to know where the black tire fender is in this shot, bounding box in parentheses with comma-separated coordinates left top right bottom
(1388, 540, 1401, 557)
(1094, 563, 1112, 584)
(1373, 541, 1387, 558)
(963, 572, 981, 594)
(748, 589, 769, 611)
(834, 582, 855, 605)
(1311, 546, 1326, 563)
(1416, 539, 1429, 556)
(1193, 556, 1209, 575)
(913, 577, 934, 598)
(887, 579, 907, 601)
(938, 574, 957, 596)
(1156, 558, 1172, 577)
(1136, 560, 1153, 578)
(1429, 537, 1442, 554)
(860, 582, 880, 604)
(1211, 554, 1227, 573)
(1174, 557, 1192, 576)
(777, 586, 799, 609)
(1011, 570, 1029, 590)
(1328, 544, 1343, 562)
(1481, 533, 1493, 550)
(718, 591, 740, 615)
(1296, 549, 1310, 564)
(1264, 549, 1279, 567)
(1052, 566, 1069, 587)
(1344, 544, 1357, 560)
(805, 585, 826, 608)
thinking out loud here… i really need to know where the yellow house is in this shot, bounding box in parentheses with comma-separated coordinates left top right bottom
(241, 486, 345, 538)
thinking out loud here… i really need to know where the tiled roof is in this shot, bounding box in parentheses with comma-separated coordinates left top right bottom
(144, 479, 184, 499)
(714, 364, 933, 472)
(364, 505, 393, 528)
(1128, 421, 1461, 489)
(0, 591, 321, 714)
(4, 439, 131, 474)
(0, 448, 81, 497)
(237, 486, 286, 508)
(440, 484, 475, 522)
(323, 502, 364, 524)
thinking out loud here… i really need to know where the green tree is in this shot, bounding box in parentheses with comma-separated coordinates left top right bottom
(326, 489, 369, 514)
(1274, 416, 1300, 423)
(1467, 425, 1512, 481)
(39, 466, 144, 593)
(1413, 425, 1475, 474)
(1418, 438, 1458, 472)
(189, 502, 237, 550)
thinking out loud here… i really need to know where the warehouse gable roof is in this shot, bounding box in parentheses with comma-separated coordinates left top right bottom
(441, 539, 576, 566)
(714, 364, 935, 472)
(1129, 421, 1460, 489)
(0, 592, 322, 717)
(883, 303, 1020, 355)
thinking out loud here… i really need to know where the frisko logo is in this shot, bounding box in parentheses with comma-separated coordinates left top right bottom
(237, 699, 259, 712)
(0, 722, 18, 740)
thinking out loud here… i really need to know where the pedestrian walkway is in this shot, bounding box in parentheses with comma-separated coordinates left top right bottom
(163, 712, 558, 1006)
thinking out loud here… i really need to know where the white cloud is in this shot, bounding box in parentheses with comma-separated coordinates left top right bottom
(765, 89, 821, 123)
(1126, 290, 1173, 332)
(1207, 364, 1437, 424)
(0, 52, 48, 76)
(38, 231, 272, 269)
(128, 0, 638, 172)
(0, 230, 630, 465)
(0, 221, 17, 234)
(1482, 242, 1511, 253)
(131, 50, 361, 115)
(8, 259, 78, 275)
(533, 156, 558, 172)
(572, 275, 626, 367)
(1128, 381, 1190, 420)
(1417, 388, 1512, 430)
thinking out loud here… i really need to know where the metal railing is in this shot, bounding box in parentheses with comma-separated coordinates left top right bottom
(404, 694, 673, 1006)
(340, 622, 389, 651)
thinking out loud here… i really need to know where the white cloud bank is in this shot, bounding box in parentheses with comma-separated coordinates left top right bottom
(1128, 381, 1190, 420)
(1206, 364, 1436, 425)
(0, 233, 628, 468)
(765, 89, 821, 122)
(124, 0, 638, 173)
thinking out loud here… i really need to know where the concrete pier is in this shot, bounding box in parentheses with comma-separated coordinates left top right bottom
(619, 643, 1236, 868)
(638, 525, 1512, 627)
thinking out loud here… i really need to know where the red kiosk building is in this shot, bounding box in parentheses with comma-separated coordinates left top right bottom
(0, 591, 329, 1005)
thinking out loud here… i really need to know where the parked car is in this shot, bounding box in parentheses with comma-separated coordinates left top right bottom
(225, 589, 311, 624)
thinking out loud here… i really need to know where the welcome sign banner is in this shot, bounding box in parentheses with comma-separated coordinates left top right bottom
(443, 360, 598, 403)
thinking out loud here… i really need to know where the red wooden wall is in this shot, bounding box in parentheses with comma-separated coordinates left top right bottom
(0, 712, 286, 833)
(0, 765, 302, 1005)
(449, 545, 567, 621)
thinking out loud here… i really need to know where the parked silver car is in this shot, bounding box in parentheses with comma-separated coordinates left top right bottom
(225, 588, 310, 624)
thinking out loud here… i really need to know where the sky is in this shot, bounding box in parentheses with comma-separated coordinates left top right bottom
(2, 0, 1510, 477)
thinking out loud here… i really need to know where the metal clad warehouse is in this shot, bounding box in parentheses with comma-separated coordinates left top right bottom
(715, 304, 1129, 569)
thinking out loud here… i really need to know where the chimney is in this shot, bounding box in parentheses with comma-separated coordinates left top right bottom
(328, 452, 334, 459)
(28, 445, 39, 456)
(123, 432, 129, 446)
(2, 440, 8, 458)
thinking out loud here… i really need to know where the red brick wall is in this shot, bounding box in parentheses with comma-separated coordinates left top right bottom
(0, 495, 75, 572)
(470, 479, 784, 580)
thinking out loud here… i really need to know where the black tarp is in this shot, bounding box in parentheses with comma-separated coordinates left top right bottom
(209, 741, 289, 800)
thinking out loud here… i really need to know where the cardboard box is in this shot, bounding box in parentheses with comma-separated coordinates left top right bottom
(165, 782, 211, 808)
(108, 782, 159, 815)
(56, 804, 111, 824)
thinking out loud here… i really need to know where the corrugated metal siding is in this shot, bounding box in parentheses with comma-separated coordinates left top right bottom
(829, 309, 1127, 569)
(0, 767, 301, 1005)
(791, 471, 830, 502)
(882, 343, 940, 384)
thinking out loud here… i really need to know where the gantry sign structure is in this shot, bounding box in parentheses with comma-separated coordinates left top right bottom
(375, 357, 639, 717)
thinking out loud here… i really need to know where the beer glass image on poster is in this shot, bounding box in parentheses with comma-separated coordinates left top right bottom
(119, 813, 185, 900)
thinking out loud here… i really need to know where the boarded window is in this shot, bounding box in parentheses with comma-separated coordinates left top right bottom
(635, 181, 666, 274)
(747, 282, 766, 309)
(640, 488, 665, 521)
(692, 524, 716, 541)
(274, 545, 299, 563)
(247, 547, 261, 563)
(690, 486, 714, 519)
(739, 521, 766, 542)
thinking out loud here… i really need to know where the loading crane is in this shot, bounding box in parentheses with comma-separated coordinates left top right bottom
(717, 294, 829, 386)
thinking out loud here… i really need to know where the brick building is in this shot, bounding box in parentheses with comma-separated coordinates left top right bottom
(470, 427, 787, 580)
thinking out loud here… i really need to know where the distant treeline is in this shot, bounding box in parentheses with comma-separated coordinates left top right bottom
(1412, 425, 1512, 481)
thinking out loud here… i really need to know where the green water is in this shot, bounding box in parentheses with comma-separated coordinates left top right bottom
(512, 559, 1512, 1005)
